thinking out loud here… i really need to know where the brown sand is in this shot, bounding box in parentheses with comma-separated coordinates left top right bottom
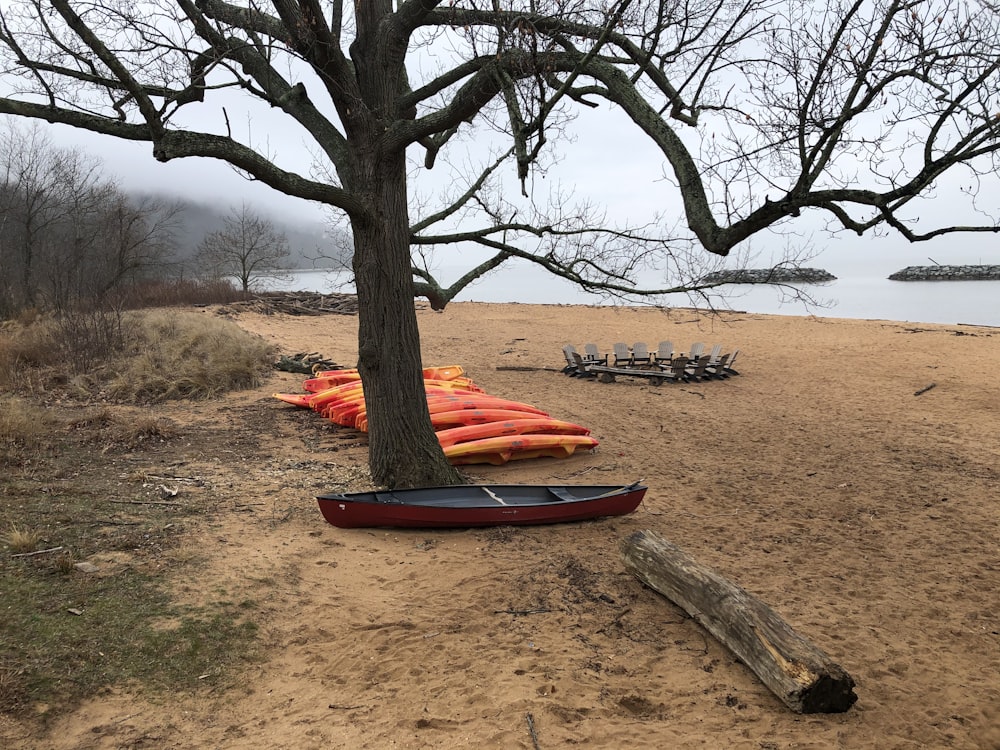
(3, 302, 999, 749)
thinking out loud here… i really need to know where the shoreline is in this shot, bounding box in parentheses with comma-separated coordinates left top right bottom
(266, 268, 1000, 326)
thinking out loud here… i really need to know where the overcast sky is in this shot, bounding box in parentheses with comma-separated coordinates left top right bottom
(13, 72, 999, 285)
(46, 122, 330, 226)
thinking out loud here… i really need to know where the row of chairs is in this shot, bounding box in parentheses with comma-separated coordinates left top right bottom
(562, 341, 740, 384)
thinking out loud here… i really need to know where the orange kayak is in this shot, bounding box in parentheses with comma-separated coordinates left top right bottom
(429, 408, 560, 431)
(356, 396, 549, 432)
(305, 365, 467, 391)
(309, 382, 366, 412)
(272, 392, 315, 408)
(329, 385, 483, 425)
(435, 418, 592, 448)
(425, 395, 549, 416)
(443, 434, 599, 465)
(315, 378, 482, 414)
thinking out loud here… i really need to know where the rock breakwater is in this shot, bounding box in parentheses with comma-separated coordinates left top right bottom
(700, 268, 837, 284)
(888, 265, 1000, 281)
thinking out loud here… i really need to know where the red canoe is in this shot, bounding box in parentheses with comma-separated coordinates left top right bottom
(316, 481, 647, 528)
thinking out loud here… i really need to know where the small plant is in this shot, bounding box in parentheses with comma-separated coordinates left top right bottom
(0, 397, 56, 467)
(51, 552, 77, 576)
(0, 665, 26, 713)
(4, 524, 43, 554)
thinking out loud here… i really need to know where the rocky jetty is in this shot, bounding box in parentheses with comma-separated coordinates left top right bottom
(888, 265, 1000, 281)
(700, 267, 837, 284)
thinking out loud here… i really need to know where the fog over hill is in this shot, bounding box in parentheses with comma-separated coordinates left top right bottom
(137, 191, 353, 270)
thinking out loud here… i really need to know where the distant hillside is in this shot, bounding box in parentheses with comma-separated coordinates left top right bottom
(135, 192, 353, 270)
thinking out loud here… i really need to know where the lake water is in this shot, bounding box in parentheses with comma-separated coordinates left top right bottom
(275, 264, 1000, 327)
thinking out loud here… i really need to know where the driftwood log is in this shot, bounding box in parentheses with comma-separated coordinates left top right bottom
(621, 530, 857, 714)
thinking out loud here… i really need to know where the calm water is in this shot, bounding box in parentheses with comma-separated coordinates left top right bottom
(275, 265, 1000, 327)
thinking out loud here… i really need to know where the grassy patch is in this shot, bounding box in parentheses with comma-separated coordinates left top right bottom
(0, 309, 274, 721)
(3, 524, 44, 554)
(0, 455, 262, 721)
(0, 562, 258, 717)
(0, 309, 275, 403)
(0, 396, 57, 466)
(105, 310, 274, 402)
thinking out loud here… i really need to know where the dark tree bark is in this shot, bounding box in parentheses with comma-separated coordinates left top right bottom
(340, 0, 463, 487)
(351, 148, 459, 487)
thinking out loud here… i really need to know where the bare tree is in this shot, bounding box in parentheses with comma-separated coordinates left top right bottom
(196, 203, 291, 292)
(0, 121, 179, 313)
(2, 1, 999, 487)
(91, 192, 183, 302)
(0, 122, 79, 311)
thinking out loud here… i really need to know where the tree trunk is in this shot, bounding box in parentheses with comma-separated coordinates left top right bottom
(351, 148, 464, 489)
(621, 529, 857, 714)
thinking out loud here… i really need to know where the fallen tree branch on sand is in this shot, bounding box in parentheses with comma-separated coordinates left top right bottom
(221, 292, 360, 316)
(11, 545, 64, 558)
(621, 529, 857, 714)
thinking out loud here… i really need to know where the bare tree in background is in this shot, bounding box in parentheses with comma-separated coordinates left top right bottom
(1, 0, 999, 486)
(0, 122, 78, 311)
(0, 121, 179, 313)
(196, 203, 291, 293)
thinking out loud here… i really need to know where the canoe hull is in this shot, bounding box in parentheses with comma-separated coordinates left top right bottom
(316, 483, 647, 529)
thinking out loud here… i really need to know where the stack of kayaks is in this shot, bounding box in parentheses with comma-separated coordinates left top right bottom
(273, 365, 598, 465)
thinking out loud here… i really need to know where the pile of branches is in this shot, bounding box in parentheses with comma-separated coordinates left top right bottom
(274, 352, 346, 374)
(220, 291, 359, 316)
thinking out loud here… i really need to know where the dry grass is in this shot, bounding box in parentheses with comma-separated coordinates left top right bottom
(0, 309, 276, 404)
(0, 397, 54, 465)
(104, 310, 275, 403)
(0, 665, 24, 714)
(67, 407, 179, 450)
(118, 278, 248, 309)
(3, 524, 44, 554)
(0, 323, 61, 391)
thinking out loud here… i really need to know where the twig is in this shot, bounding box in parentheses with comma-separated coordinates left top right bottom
(914, 383, 937, 396)
(526, 712, 541, 750)
(11, 546, 64, 558)
(328, 703, 364, 710)
(140, 474, 203, 484)
(111, 499, 182, 507)
(495, 366, 562, 372)
(495, 608, 551, 616)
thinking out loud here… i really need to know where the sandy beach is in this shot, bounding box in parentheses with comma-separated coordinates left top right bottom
(3, 301, 999, 749)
